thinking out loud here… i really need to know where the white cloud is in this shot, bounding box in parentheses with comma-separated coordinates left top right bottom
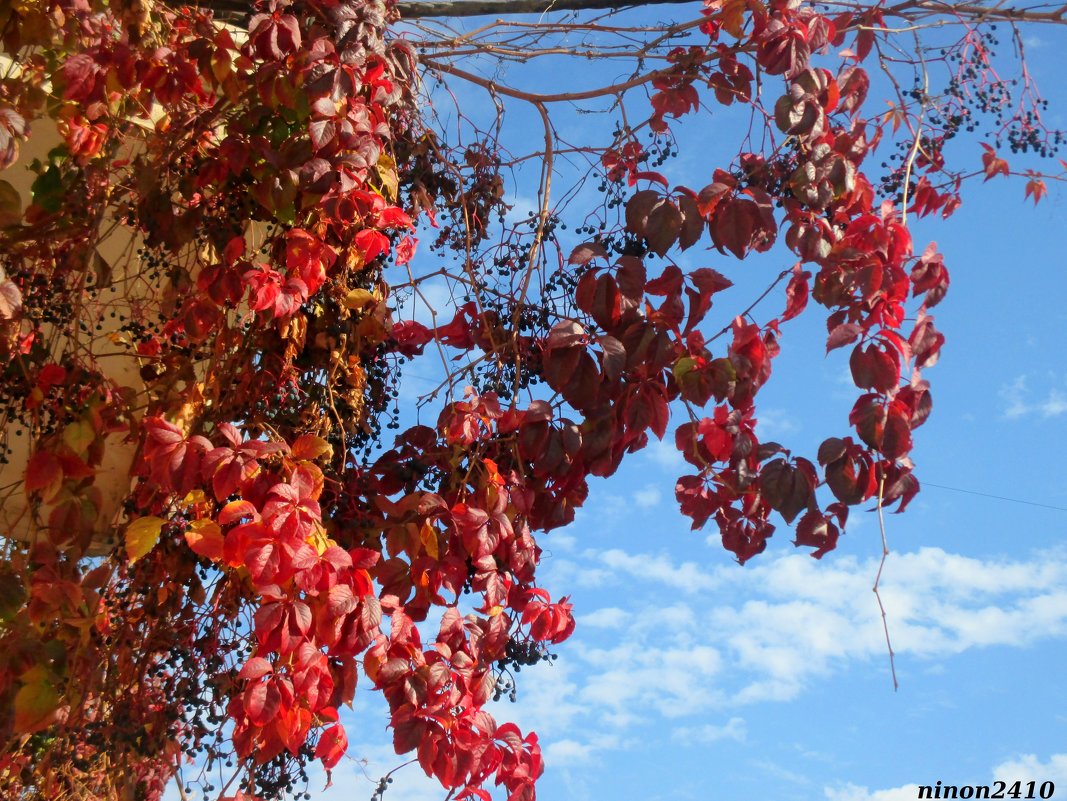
(1001, 375, 1030, 419)
(596, 548, 720, 593)
(992, 753, 1067, 786)
(486, 659, 586, 740)
(673, 716, 747, 744)
(824, 782, 923, 801)
(313, 742, 445, 801)
(555, 545, 1067, 723)
(543, 733, 626, 766)
(578, 606, 629, 629)
(755, 408, 800, 439)
(547, 531, 577, 553)
(1000, 374, 1067, 419)
(826, 752, 1067, 801)
(1043, 390, 1067, 417)
(712, 547, 1067, 701)
(634, 484, 662, 508)
(751, 758, 815, 787)
(643, 436, 687, 471)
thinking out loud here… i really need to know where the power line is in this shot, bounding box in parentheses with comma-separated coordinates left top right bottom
(922, 481, 1067, 513)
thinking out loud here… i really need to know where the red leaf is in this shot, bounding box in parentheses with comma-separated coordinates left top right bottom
(980, 143, 1009, 181)
(315, 723, 349, 769)
(624, 189, 661, 237)
(391, 320, 433, 356)
(61, 53, 100, 103)
(327, 584, 359, 618)
(353, 229, 390, 263)
(567, 242, 609, 265)
(849, 343, 900, 393)
(849, 393, 886, 451)
(880, 406, 913, 459)
(244, 679, 281, 726)
(395, 235, 418, 265)
(238, 657, 274, 681)
(309, 118, 338, 151)
(781, 268, 810, 322)
(826, 322, 861, 352)
(25, 451, 63, 502)
(710, 193, 777, 258)
(684, 267, 732, 333)
(589, 274, 622, 330)
(760, 459, 814, 524)
(909, 312, 944, 369)
(248, 12, 302, 60)
(793, 510, 840, 558)
(645, 199, 683, 257)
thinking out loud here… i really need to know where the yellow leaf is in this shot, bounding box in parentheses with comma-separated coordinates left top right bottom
(487, 606, 504, 617)
(307, 523, 334, 555)
(376, 152, 399, 201)
(719, 0, 747, 38)
(14, 672, 59, 733)
(125, 516, 165, 563)
(343, 288, 375, 310)
(180, 490, 209, 509)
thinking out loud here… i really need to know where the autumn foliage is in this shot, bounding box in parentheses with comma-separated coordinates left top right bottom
(0, 0, 1058, 799)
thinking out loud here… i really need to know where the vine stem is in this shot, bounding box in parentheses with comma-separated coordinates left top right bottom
(874, 472, 900, 691)
(900, 30, 930, 226)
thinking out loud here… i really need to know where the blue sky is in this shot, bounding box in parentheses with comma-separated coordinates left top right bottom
(172, 4, 1067, 800)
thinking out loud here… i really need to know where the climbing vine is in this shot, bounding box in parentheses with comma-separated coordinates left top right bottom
(0, 0, 1062, 799)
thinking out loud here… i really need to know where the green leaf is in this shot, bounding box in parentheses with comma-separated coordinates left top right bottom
(30, 164, 64, 214)
(62, 420, 94, 455)
(0, 569, 27, 622)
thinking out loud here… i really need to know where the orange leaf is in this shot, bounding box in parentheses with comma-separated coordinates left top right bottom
(419, 522, 439, 560)
(1024, 175, 1048, 205)
(185, 519, 224, 562)
(291, 434, 333, 461)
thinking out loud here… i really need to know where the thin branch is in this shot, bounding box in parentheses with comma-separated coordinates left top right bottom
(194, 0, 1067, 25)
(874, 473, 900, 692)
(422, 55, 680, 104)
(196, 0, 695, 22)
(397, 0, 693, 18)
(900, 32, 930, 226)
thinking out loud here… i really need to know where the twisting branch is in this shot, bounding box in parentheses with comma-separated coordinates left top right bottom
(398, 0, 692, 17)
(192, 0, 1067, 25)
(195, 0, 696, 22)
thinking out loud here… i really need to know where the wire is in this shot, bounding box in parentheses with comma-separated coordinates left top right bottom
(922, 481, 1067, 513)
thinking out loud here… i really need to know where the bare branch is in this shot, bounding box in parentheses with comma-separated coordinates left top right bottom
(196, 0, 695, 22)
(398, 0, 692, 17)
